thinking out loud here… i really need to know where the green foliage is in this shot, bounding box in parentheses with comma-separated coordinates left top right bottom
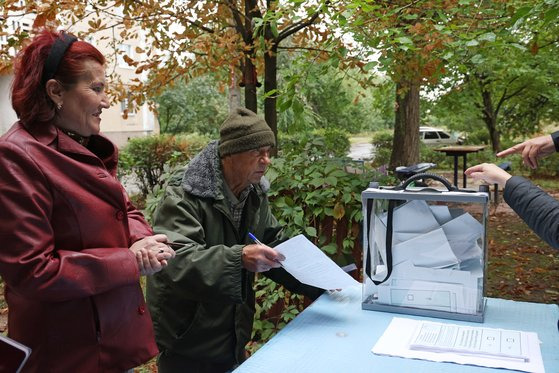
(248, 275, 303, 354)
(419, 144, 448, 167)
(155, 75, 229, 136)
(143, 162, 185, 225)
(267, 147, 374, 244)
(422, 0, 559, 149)
(465, 149, 500, 168)
(278, 128, 350, 158)
(370, 130, 393, 167)
(268, 136, 390, 245)
(526, 154, 559, 178)
(276, 57, 390, 134)
(119, 133, 209, 198)
(463, 128, 491, 146)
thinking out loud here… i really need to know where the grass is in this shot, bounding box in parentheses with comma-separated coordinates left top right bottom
(349, 132, 374, 145)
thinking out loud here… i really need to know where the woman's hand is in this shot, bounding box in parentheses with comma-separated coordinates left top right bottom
(465, 163, 512, 188)
(129, 234, 175, 276)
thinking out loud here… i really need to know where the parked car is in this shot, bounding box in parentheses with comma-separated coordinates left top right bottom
(419, 126, 464, 146)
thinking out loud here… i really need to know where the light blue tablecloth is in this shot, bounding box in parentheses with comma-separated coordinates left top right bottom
(235, 287, 559, 373)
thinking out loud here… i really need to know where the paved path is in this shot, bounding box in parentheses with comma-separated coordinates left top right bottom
(348, 142, 374, 160)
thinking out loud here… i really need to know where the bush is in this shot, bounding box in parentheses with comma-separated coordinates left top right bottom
(464, 128, 491, 146)
(119, 133, 209, 198)
(528, 155, 559, 177)
(419, 144, 448, 167)
(278, 128, 350, 158)
(370, 130, 393, 167)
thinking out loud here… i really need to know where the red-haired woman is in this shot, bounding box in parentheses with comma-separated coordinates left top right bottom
(0, 29, 175, 372)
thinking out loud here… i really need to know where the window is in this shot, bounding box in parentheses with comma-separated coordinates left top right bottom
(120, 96, 136, 117)
(117, 44, 132, 68)
(120, 99, 128, 114)
(424, 132, 439, 140)
(438, 131, 450, 139)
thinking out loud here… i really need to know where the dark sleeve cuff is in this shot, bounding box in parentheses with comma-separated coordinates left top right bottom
(551, 131, 559, 152)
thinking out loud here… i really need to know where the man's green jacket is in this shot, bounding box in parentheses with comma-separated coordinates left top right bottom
(146, 141, 322, 365)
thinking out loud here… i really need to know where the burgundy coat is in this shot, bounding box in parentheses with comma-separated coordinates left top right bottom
(0, 122, 158, 372)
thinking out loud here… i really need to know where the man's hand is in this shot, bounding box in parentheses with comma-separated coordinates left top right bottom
(242, 243, 285, 273)
(497, 134, 555, 169)
(129, 234, 175, 275)
(465, 163, 512, 188)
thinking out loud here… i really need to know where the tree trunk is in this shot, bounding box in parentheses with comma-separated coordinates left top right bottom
(243, 0, 258, 113)
(481, 87, 501, 152)
(228, 67, 242, 112)
(389, 80, 420, 170)
(243, 58, 258, 113)
(264, 44, 278, 151)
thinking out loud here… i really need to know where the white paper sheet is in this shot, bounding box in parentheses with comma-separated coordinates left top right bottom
(440, 212, 483, 262)
(376, 200, 442, 246)
(372, 317, 544, 373)
(429, 205, 453, 225)
(392, 228, 460, 268)
(274, 235, 360, 290)
(390, 200, 441, 239)
(410, 321, 529, 361)
(373, 261, 482, 314)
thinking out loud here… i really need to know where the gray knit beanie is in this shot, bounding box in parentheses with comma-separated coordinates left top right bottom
(218, 107, 276, 157)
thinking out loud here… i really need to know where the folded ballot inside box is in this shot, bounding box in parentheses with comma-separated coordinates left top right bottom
(362, 174, 489, 322)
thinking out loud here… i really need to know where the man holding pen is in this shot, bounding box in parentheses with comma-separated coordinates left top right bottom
(146, 108, 322, 373)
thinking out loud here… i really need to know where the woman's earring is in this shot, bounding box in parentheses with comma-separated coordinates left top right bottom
(57, 102, 63, 110)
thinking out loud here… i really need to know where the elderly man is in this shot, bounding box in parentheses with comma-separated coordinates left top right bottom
(146, 107, 322, 373)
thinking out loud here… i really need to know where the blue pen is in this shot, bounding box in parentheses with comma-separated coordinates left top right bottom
(249, 232, 283, 266)
(248, 232, 263, 246)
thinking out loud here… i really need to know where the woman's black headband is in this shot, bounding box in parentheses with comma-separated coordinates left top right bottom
(41, 31, 78, 86)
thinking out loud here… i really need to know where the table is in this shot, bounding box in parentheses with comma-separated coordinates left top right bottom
(434, 145, 486, 188)
(234, 287, 559, 373)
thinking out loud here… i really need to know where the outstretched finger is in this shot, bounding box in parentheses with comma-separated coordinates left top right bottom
(497, 144, 523, 158)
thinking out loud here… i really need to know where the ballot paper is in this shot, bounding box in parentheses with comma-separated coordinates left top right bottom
(429, 205, 453, 225)
(440, 212, 483, 262)
(274, 235, 360, 290)
(372, 317, 544, 373)
(375, 200, 442, 246)
(375, 260, 481, 314)
(391, 228, 459, 268)
(409, 320, 530, 361)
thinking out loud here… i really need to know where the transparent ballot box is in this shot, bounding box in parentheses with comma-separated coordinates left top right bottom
(362, 175, 489, 322)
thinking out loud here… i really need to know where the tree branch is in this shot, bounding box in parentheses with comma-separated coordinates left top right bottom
(222, 0, 250, 42)
(277, 2, 328, 43)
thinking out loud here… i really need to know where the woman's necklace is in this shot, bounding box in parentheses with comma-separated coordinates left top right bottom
(60, 128, 90, 147)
